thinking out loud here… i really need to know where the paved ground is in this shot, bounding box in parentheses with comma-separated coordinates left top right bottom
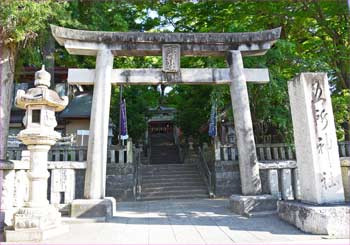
(2, 198, 349, 244)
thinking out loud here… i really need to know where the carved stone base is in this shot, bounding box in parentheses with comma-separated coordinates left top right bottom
(13, 205, 60, 230)
(70, 198, 116, 221)
(278, 200, 350, 238)
(5, 205, 68, 242)
(229, 194, 278, 217)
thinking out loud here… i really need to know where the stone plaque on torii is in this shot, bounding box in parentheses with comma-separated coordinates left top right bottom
(51, 25, 281, 214)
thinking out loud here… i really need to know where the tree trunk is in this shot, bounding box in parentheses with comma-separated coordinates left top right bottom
(0, 43, 16, 160)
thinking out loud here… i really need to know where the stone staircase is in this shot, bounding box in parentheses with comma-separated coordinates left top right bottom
(139, 133, 208, 200)
(150, 133, 180, 165)
(140, 164, 209, 200)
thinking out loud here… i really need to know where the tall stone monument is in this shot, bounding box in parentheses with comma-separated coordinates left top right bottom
(5, 66, 69, 242)
(278, 73, 349, 238)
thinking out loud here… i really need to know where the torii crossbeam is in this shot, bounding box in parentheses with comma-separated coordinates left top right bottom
(67, 68, 270, 85)
(51, 25, 281, 201)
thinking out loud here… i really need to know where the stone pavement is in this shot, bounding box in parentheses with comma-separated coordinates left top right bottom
(2, 198, 349, 244)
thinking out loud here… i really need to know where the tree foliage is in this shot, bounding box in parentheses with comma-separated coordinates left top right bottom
(148, 0, 349, 142)
(0, 0, 59, 45)
(3, 0, 349, 143)
(110, 85, 160, 142)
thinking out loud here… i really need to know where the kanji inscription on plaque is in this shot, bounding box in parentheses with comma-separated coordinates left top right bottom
(162, 44, 180, 73)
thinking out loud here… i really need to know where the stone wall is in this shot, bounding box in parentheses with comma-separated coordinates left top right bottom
(74, 169, 85, 199)
(73, 163, 136, 201)
(214, 161, 287, 197)
(48, 162, 136, 202)
(214, 160, 241, 196)
(106, 162, 135, 201)
(259, 169, 272, 194)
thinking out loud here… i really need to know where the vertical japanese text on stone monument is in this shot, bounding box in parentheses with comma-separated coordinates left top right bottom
(162, 44, 180, 73)
(311, 79, 331, 154)
(311, 78, 336, 190)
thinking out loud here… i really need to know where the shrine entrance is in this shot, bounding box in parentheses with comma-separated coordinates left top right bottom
(148, 106, 175, 134)
(149, 121, 173, 134)
(51, 25, 281, 201)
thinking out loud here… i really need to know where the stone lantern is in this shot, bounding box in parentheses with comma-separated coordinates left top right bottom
(5, 66, 69, 242)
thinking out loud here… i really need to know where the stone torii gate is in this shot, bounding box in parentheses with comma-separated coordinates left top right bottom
(51, 25, 281, 213)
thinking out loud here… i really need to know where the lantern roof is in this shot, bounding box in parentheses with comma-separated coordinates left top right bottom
(15, 66, 68, 111)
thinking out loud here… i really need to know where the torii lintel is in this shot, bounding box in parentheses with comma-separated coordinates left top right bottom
(51, 25, 281, 57)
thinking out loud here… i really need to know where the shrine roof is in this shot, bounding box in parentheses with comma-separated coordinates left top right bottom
(51, 25, 281, 57)
(149, 106, 176, 112)
(60, 93, 92, 119)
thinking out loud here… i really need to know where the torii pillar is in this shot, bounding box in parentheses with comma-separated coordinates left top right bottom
(227, 50, 261, 195)
(84, 49, 114, 199)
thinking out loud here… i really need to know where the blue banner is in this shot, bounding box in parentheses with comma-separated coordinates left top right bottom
(208, 103, 217, 137)
(120, 99, 128, 140)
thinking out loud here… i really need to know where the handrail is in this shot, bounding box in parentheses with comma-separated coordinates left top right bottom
(198, 146, 215, 198)
(133, 148, 142, 200)
(147, 143, 151, 165)
(137, 149, 142, 200)
(177, 144, 185, 163)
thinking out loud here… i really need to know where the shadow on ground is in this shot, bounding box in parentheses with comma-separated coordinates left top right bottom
(110, 198, 305, 235)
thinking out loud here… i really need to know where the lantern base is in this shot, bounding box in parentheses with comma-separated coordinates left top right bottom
(5, 224, 68, 242)
(5, 205, 68, 242)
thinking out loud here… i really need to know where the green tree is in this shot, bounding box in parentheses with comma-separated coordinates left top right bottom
(110, 85, 160, 142)
(167, 85, 213, 142)
(148, 0, 349, 141)
(0, 0, 67, 159)
(5, 0, 349, 148)
(8, 0, 164, 145)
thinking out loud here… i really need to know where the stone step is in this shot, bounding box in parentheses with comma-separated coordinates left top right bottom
(142, 169, 199, 174)
(143, 172, 198, 177)
(141, 193, 209, 201)
(151, 145, 177, 148)
(142, 177, 203, 185)
(150, 163, 182, 166)
(151, 155, 179, 159)
(151, 153, 178, 156)
(142, 168, 198, 173)
(150, 162, 181, 165)
(150, 159, 180, 163)
(143, 185, 207, 192)
(140, 162, 207, 201)
(142, 164, 197, 169)
(151, 152, 177, 154)
(151, 158, 178, 161)
(142, 174, 202, 181)
(151, 155, 178, 158)
(151, 146, 177, 148)
(142, 180, 205, 188)
(142, 188, 208, 196)
(143, 177, 203, 182)
(142, 173, 202, 180)
(151, 149, 177, 152)
(142, 187, 207, 194)
(151, 156, 179, 158)
(142, 173, 200, 179)
(151, 151, 178, 154)
(142, 170, 198, 175)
